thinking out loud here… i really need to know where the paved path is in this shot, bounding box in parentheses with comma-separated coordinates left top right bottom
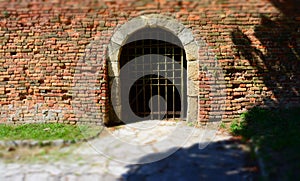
(0, 120, 258, 180)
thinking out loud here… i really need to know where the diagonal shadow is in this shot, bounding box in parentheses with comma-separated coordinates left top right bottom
(231, 0, 300, 107)
(229, 1, 300, 179)
(122, 138, 259, 180)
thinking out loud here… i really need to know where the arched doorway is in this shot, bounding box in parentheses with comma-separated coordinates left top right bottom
(108, 14, 201, 125)
(119, 28, 187, 120)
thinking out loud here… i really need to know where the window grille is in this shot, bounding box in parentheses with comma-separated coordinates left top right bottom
(120, 28, 187, 120)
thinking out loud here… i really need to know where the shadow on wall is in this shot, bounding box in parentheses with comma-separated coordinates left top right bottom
(229, 2, 300, 179)
(231, 0, 300, 108)
(122, 139, 259, 180)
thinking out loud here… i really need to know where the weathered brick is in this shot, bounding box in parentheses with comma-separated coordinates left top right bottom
(0, 0, 298, 125)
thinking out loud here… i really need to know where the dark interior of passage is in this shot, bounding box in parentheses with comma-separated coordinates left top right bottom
(120, 28, 187, 120)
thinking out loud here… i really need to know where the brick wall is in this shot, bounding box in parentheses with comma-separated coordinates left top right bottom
(0, 0, 299, 124)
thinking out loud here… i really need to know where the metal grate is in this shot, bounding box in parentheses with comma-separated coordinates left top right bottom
(120, 28, 187, 120)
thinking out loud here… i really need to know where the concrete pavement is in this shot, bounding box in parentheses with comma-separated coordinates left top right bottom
(0, 120, 259, 180)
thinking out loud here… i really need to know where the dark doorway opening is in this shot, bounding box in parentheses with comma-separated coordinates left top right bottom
(120, 28, 187, 121)
(129, 74, 182, 119)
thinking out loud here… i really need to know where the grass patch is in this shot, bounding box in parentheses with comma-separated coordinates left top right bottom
(0, 123, 102, 141)
(230, 106, 300, 180)
(219, 122, 227, 129)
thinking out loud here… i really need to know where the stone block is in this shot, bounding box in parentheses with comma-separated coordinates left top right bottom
(187, 80, 199, 97)
(187, 61, 199, 81)
(108, 61, 119, 77)
(187, 96, 198, 122)
(107, 41, 121, 62)
(178, 28, 194, 46)
(184, 41, 199, 61)
(110, 77, 121, 106)
(122, 17, 147, 38)
(165, 19, 185, 35)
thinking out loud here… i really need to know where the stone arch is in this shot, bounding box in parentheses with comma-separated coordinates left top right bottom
(107, 14, 199, 124)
